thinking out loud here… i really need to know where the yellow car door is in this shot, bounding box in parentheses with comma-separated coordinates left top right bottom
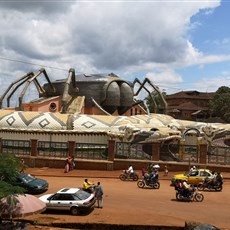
(187, 170, 200, 185)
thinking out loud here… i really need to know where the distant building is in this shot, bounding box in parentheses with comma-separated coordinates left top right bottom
(166, 90, 215, 121)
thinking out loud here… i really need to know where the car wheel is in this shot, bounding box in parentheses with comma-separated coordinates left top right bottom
(71, 207, 80, 215)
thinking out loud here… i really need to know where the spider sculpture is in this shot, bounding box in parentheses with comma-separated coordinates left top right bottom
(0, 68, 167, 115)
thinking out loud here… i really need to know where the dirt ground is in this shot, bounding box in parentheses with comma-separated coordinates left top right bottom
(21, 168, 230, 229)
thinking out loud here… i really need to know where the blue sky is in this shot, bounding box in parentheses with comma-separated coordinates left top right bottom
(174, 1, 230, 92)
(0, 0, 230, 106)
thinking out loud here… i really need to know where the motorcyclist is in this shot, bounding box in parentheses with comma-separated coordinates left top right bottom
(175, 179, 183, 190)
(83, 178, 94, 193)
(215, 172, 223, 186)
(124, 165, 134, 177)
(182, 180, 192, 197)
(149, 168, 158, 182)
(126, 165, 134, 178)
(209, 171, 217, 186)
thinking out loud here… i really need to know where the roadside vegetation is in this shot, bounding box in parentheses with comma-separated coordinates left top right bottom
(0, 154, 25, 222)
(209, 86, 230, 123)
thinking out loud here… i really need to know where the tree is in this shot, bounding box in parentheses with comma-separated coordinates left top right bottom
(0, 154, 25, 222)
(144, 91, 167, 113)
(209, 86, 230, 123)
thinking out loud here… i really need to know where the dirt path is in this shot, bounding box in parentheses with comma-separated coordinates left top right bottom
(22, 173, 230, 229)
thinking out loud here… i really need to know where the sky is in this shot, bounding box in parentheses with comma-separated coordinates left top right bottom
(0, 0, 230, 106)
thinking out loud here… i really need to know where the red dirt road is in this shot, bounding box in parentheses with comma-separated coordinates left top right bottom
(23, 168, 230, 229)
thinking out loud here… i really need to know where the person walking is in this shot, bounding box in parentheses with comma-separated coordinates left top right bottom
(94, 181, 103, 208)
(164, 165, 168, 176)
(64, 157, 70, 173)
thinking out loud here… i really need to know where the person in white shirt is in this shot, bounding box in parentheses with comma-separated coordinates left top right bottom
(127, 165, 134, 176)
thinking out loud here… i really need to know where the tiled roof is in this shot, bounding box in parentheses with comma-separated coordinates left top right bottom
(166, 91, 214, 99)
(168, 102, 208, 110)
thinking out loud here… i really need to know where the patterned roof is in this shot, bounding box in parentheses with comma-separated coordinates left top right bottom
(0, 110, 229, 145)
(0, 110, 69, 130)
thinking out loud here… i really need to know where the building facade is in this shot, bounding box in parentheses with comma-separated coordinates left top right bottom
(166, 90, 214, 121)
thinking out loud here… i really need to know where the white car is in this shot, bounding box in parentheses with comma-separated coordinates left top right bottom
(39, 188, 96, 215)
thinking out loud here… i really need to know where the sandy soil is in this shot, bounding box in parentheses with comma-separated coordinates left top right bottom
(20, 169, 230, 230)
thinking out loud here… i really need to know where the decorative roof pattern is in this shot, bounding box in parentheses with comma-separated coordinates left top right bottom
(0, 110, 229, 146)
(0, 111, 69, 130)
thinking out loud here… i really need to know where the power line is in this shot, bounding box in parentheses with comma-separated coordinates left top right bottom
(0, 56, 68, 72)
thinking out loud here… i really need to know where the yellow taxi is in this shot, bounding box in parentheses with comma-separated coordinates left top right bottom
(171, 169, 213, 186)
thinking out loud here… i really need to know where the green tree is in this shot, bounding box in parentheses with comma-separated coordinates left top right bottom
(0, 154, 25, 222)
(145, 91, 167, 113)
(209, 86, 230, 123)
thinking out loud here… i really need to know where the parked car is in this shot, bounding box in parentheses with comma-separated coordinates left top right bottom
(171, 169, 214, 186)
(39, 188, 96, 215)
(13, 173, 49, 194)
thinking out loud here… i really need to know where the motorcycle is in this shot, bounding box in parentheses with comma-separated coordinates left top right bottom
(175, 185, 204, 202)
(197, 177, 223, 192)
(137, 173, 160, 189)
(119, 170, 139, 181)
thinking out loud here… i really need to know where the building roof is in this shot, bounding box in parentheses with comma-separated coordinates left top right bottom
(0, 110, 229, 145)
(168, 102, 208, 111)
(166, 91, 214, 99)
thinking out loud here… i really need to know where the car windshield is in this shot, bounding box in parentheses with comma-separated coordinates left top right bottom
(73, 189, 91, 200)
(19, 174, 36, 183)
(188, 170, 199, 176)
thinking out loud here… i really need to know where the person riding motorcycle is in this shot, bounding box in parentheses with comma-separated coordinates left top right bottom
(126, 165, 134, 177)
(143, 168, 158, 184)
(214, 172, 223, 186)
(182, 179, 192, 197)
(149, 168, 159, 182)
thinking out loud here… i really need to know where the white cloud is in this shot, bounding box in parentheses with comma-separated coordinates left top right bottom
(145, 70, 183, 84)
(192, 77, 230, 92)
(0, 0, 223, 95)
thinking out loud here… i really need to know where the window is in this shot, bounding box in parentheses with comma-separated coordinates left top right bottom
(2, 139, 30, 155)
(38, 141, 68, 158)
(189, 171, 198, 176)
(52, 194, 62, 200)
(200, 171, 211, 177)
(62, 194, 74, 201)
(75, 143, 108, 160)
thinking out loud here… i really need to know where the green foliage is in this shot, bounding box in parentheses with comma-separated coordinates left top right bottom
(0, 181, 25, 200)
(145, 91, 167, 113)
(209, 86, 230, 123)
(0, 154, 25, 200)
(0, 154, 21, 183)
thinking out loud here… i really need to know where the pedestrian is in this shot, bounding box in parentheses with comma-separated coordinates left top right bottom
(164, 165, 168, 176)
(68, 156, 73, 171)
(71, 156, 76, 170)
(64, 157, 70, 173)
(19, 158, 26, 173)
(94, 181, 103, 208)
